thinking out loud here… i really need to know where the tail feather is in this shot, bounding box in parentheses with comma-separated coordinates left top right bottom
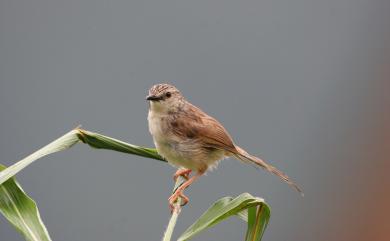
(234, 146, 304, 196)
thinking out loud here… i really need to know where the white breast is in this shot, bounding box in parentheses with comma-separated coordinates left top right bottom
(148, 110, 165, 141)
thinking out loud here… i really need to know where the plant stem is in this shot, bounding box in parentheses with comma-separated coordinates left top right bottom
(162, 174, 186, 241)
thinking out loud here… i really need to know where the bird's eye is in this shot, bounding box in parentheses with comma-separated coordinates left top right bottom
(165, 92, 172, 98)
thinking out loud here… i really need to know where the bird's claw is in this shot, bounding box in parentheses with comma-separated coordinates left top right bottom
(168, 190, 189, 211)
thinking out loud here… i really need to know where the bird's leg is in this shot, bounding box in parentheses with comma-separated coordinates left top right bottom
(168, 171, 204, 210)
(173, 169, 192, 181)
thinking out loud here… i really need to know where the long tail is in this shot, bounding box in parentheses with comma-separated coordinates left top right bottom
(233, 146, 304, 196)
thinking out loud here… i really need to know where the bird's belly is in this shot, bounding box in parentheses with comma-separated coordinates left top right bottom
(156, 141, 198, 170)
(155, 139, 226, 171)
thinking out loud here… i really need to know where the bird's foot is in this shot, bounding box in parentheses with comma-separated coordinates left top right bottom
(173, 169, 192, 181)
(168, 170, 203, 212)
(168, 189, 189, 211)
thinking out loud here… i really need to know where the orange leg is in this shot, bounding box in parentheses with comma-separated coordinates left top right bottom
(168, 171, 204, 210)
(173, 169, 192, 181)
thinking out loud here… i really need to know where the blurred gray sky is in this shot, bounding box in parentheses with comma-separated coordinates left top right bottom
(1, 0, 390, 241)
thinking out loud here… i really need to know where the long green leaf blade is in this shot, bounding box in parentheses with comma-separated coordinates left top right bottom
(0, 130, 80, 186)
(0, 164, 52, 241)
(76, 129, 165, 162)
(0, 128, 165, 186)
(178, 193, 270, 241)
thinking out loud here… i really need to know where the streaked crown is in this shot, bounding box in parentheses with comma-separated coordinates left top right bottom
(148, 83, 180, 96)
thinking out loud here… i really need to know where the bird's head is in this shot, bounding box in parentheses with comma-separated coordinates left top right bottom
(146, 83, 184, 113)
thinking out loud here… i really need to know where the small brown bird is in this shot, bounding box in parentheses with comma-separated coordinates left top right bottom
(146, 83, 302, 209)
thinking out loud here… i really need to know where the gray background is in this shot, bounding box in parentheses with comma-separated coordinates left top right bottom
(1, 0, 390, 241)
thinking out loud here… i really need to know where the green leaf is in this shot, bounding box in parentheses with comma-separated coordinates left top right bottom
(0, 164, 52, 241)
(0, 128, 165, 187)
(0, 128, 166, 241)
(0, 130, 80, 186)
(76, 129, 165, 162)
(178, 193, 270, 241)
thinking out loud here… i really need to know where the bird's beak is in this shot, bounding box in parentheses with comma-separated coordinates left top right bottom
(146, 95, 162, 101)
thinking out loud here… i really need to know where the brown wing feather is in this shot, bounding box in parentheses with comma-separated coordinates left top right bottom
(170, 103, 237, 153)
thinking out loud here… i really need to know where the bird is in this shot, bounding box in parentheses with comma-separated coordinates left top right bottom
(146, 83, 303, 210)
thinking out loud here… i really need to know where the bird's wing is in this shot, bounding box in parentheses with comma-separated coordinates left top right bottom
(170, 103, 238, 153)
(169, 103, 303, 194)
